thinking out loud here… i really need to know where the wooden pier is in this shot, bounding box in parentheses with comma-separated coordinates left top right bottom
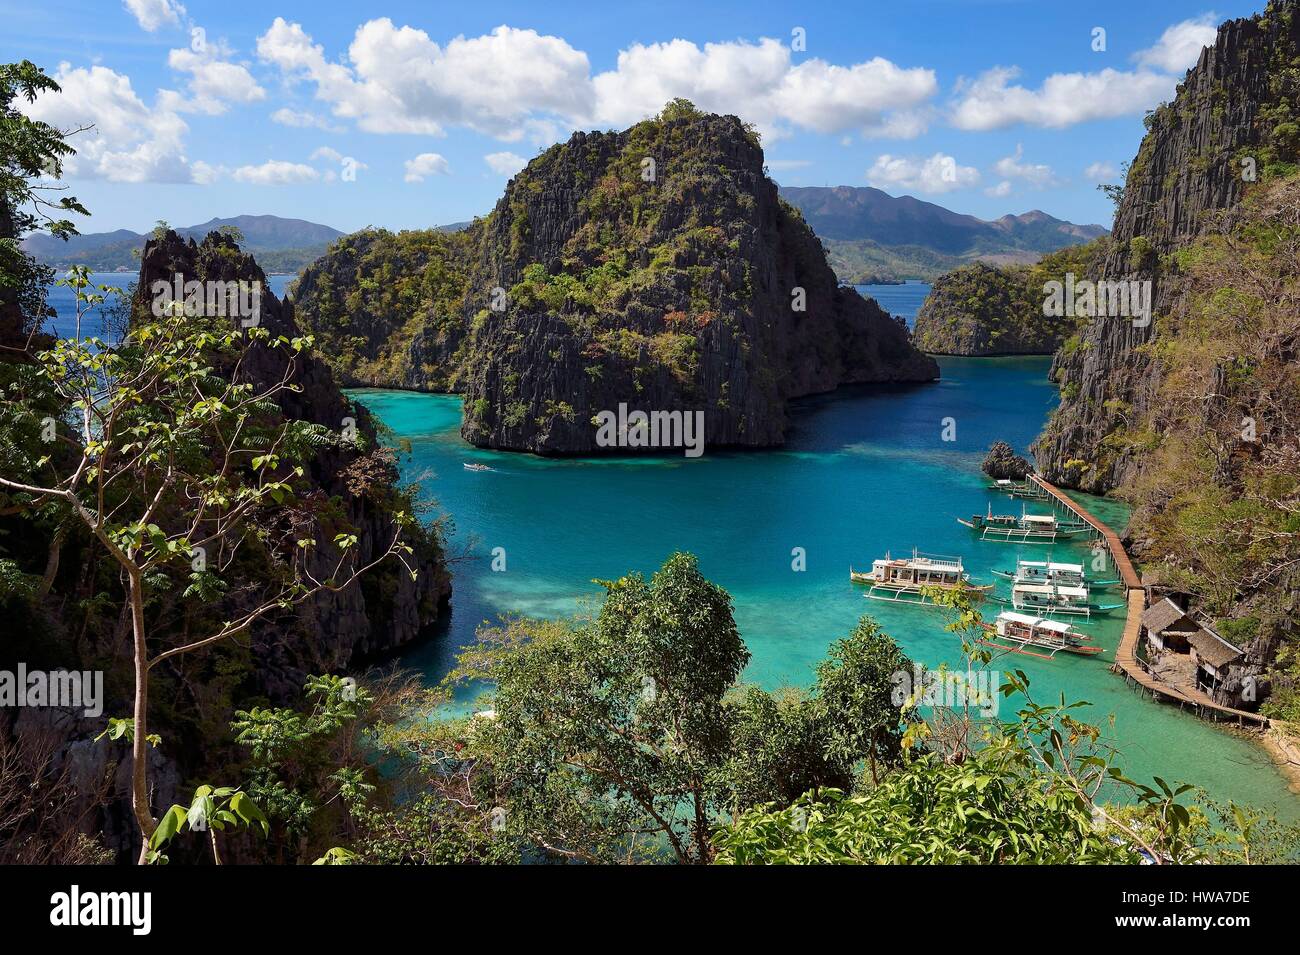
(1027, 475, 1269, 729)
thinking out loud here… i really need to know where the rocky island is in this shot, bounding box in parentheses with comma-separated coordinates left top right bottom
(291, 100, 938, 454)
(911, 242, 1102, 356)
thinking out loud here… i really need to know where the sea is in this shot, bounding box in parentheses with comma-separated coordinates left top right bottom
(44, 275, 1299, 817)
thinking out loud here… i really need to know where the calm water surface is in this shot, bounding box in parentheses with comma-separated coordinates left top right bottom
(45, 275, 1297, 815)
(348, 284, 1298, 818)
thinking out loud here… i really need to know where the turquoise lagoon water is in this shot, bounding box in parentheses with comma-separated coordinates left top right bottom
(43, 274, 1295, 815)
(349, 284, 1299, 819)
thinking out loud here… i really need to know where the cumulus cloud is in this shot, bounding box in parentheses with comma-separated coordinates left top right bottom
(950, 15, 1221, 131)
(484, 151, 527, 176)
(256, 18, 592, 138)
(1134, 14, 1218, 73)
(231, 160, 320, 184)
(1084, 161, 1120, 182)
(867, 153, 979, 194)
(592, 37, 936, 139)
(403, 152, 451, 182)
(992, 144, 1061, 188)
(123, 0, 185, 32)
(985, 181, 1013, 198)
(950, 64, 1176, 130)
(167, 43, 265, 114)
(21, 63, 197, 183)
(255, 19, 937, 142)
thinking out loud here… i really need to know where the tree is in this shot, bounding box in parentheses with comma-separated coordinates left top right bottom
(1, 60, 88, 350)
(814, 616, 914, 784)
(433, 554, 917, 864)
(0, 271, 418, 862)
(452, 553, 749, 863)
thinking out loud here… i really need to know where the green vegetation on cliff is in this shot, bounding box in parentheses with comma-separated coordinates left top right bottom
(290, 227, 476, 391)
(912, 240, 1104, 355)
(1105, 176, 1300, 719)
(293, 100, 936, 454)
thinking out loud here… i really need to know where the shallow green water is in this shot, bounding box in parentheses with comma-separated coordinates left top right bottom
(351, 355, 1298, 819)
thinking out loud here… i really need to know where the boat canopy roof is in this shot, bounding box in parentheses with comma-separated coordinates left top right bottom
(1000, 611, 1042, 625)
(1013, 583, 1055, 594)
(1013, 583, 1089, 598)
(878, 552, 963, 572)
(998, 611, 1074, 634)
(1048, 562, 1084, 573)
(1022, 514, 1056, 524)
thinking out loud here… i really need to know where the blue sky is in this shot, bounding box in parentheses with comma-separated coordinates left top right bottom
(2, 0, 1261, 235)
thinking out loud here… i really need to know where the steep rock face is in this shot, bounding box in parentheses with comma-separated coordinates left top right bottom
(913, 261, 1067, 355)
(134, 231, 450, 680)
(291, 106, 938, 455)
(287, 227, 474, 392)
(459, 109, 937, 453)
(1034, 2, 1300, 492)
(1029, 1, 1300, 714)
(4, 230, 452, 860)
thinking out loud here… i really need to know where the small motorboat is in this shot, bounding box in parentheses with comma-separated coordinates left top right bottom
(463, 462, 493, 472)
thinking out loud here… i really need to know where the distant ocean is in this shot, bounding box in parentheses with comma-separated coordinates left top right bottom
(39, 271, 295, 341)
(855, 280, 930, 326)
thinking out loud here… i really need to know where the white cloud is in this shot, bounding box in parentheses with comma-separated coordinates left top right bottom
(167, 44, 265, 114)
(992, 144, 1061, 188)
(592, 38, 935, 139)
(867, 152, 979, 194)
(985, 181, 1013, 198)
(404, 152, 451, 182)
(22, 63, 198, 183)
(310, 146, 344, 163)
(256, 18, 592, 138)
(1134, 14, 1218, 73)
(123, 0, 185, 32)
(255, 19, 938, 142)
(484, 151, 527, 176)
(270, 107, 342, 131)
(950, 64, 1176, 130)
(232, 160, 320, 184)
(1084, 161, 1120, 182)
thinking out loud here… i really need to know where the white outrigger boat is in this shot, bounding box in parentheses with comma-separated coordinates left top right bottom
(957, 504, 1091, 543)
(463, 462, 494, 472)
(850, 550, 993, 605)
(988, 580, 1125, 618)
(991, 559, 1122, 589)
(985, 478, 1049, 501)
(979, 611, 1102, 659)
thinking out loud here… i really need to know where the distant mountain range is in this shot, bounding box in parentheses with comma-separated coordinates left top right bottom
(779, 186, 1108, 283)
(24, 195, 1105, 283)
(23, 215, 346, 273)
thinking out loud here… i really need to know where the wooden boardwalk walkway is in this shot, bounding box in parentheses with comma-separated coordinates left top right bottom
(1028, 475, 1269, 729)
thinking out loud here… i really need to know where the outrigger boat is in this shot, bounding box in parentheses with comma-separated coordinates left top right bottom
(957, 504, 1091, 543)
(463, 462, 493, 472)
(850, 550, 994, 605)
(991, 559, 1122, 589)
(985, 478, 1049, 501)
(987, 581, 1125, 618)
(979, 611, 1102, 658)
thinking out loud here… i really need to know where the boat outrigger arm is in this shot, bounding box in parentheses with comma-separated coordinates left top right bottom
(957, 503, 1093, 543)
